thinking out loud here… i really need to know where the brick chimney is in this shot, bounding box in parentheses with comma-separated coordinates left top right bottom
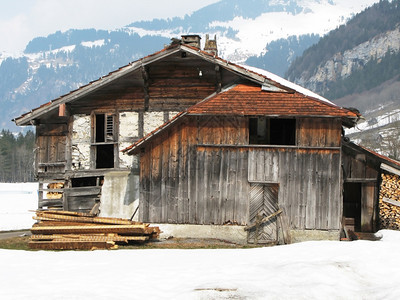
(204, 34, 218, 56)
(181, 35, 201, 49)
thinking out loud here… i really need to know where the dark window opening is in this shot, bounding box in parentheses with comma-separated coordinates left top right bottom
(71, 176, 104, 187)
(95, 114, 105, 142)
(96, 144, 114, 169)
(249, 117, 296, 145)
(93, 113, 116, 169)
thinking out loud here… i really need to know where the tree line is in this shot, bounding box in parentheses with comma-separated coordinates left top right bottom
(0, 130, 35, 182)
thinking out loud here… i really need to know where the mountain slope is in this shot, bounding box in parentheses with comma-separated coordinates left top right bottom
(126, 0, 377, 63)
(245, 34, 320, 77)
(0, 0, 379, 131)
(286, 0, 400, 95)
(285, 0, 400, 159)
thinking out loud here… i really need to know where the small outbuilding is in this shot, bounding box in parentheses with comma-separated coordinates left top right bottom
(123, 82, 360, 243)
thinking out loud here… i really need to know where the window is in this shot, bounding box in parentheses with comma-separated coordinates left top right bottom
(249, 117, 296, 145)
(92, 113, 117, 169)
(95, 114, 114, 142)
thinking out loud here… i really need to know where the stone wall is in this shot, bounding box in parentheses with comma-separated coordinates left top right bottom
(70, 111, 179, 171)
(71, 114, 91, 170)
(119, 112, 139, 169)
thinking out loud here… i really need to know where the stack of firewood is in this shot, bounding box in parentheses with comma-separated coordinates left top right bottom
(379, 173, 400, 230)
(29, 210, 160, 250)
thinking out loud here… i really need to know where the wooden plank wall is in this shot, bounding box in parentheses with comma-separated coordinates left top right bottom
(342, 152, 379, 180)
(70, 58, 223, 114)
(36, 124, 67, 167)
(341, 144, 380, 232)
(248, 148, 342, 230)
(297, 118, 342, 147)
(139, 116, 249, 225)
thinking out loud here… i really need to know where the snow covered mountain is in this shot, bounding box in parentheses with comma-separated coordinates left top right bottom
(126, 0, 377, 63)
(0, 0, 379, 130)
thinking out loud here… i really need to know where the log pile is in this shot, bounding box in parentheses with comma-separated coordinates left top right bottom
(46, 182, 64, 199)
(379, 173, 400, 230)
(29, 210, 160, 250)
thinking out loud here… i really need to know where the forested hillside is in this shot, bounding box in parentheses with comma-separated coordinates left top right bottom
(286, 0, 400, 84)
(324, 50, 400, 104)
(245, 34, 320, 77)
(0, 130, 35, 182)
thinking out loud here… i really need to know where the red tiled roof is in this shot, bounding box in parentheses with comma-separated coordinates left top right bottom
(187, 84, 358, 118)
(357, 143, 400, 168)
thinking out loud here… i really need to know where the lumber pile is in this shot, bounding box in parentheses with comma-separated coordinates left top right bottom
(29, 210, 160, 250)
(379, 173, 400, 230)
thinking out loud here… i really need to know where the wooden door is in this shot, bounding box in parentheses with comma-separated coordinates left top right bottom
(248, 183, 279, 244)
(361, 182, 377, 232)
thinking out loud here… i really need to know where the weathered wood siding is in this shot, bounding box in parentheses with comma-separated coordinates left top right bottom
(139, 116, 249, 225)
(69, 57, 232, 114)
(297, 118, 341, 147)
(342, 152, 379, 180)
(36, 124, 67, 176)
(341, 143, 380, 232)
(197, 116, 248, 145)
(248, 148, 342, 230)
(139, 116, 344, 230)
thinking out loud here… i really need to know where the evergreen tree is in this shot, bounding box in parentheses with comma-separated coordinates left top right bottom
(0, 130, 35, 182)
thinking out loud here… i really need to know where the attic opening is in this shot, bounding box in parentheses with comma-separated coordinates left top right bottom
(249, 117, 296, 145)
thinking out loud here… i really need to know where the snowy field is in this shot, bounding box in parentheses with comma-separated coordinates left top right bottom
(0, 182, 38, 231)
(1, 183, 400, 299)
(1, 232, 400, 299)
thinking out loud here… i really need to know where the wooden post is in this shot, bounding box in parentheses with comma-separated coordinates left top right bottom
(58, 103, 66, 117)
(141, 65, 150, 111)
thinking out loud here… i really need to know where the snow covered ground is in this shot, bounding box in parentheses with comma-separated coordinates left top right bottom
(0, 182, 38, 231)
(1, 183, 400, 299)
(1, 231, 400, 299)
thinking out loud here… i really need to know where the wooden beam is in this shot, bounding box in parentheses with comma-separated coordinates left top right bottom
(138, 111, 144, 138)
(244, 209, 282, 231)
(215, 65, 222, 92)
(141, 65, 150, 111)
(58, 103, 66, 117)
(344, 178, 377, 183)
(382, 197, 400, 207)
(381, 163, 400, 177)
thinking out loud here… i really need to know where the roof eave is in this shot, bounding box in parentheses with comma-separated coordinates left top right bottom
(14, 46, 183, 126)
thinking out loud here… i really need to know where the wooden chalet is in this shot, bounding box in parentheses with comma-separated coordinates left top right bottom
(14, 34, 399, 243)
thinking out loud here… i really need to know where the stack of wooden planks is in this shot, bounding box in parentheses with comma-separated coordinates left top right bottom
(379, 173, 400, 230)
(29, 210, 160, 250)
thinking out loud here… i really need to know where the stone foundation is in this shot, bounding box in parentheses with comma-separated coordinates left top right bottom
(289, 229, 340, 243)
(153, 224, 248, 244)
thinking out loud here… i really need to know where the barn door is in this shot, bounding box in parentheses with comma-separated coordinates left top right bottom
(248, 183, 279, 244)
